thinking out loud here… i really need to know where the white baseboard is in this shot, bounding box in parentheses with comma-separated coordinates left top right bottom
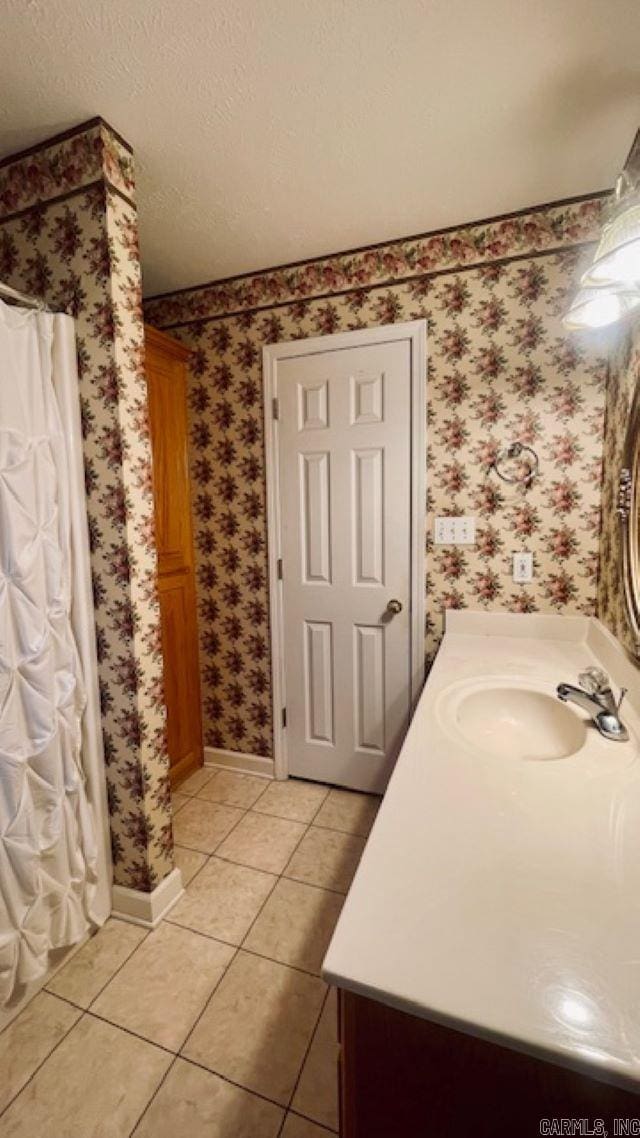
(204, 746, 274, 779)
(111, 867, 184, 929)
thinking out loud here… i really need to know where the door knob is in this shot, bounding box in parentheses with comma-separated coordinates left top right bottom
(386, 598, 403, 615)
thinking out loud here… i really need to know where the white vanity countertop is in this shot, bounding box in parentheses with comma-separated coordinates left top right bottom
(322, 612, 640, 1091)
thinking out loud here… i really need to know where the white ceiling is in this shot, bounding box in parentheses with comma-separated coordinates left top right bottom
(1, 0, 639, 296)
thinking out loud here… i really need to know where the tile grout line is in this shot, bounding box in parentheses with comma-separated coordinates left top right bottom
(172, 800, 324, 1113)
(247, 773, 276, 812)
(77, 1006, 297, 1125)
(165, 882, 343, 975)
(78, 951, 307, 1116)
(276, 1108, 288, 1138)
(286, 985, 332, 1115)
(168, 798, 346, 974)
(248, 778, 330, 824)
(209, 798, 314, 876)
(277, 785, 340, 1135)
(4, 777, 346, 1130)
(213, 811, 373, 839)
(172, 847, 212, 892)
(83, 1007, 178, 1058)
(173, 822, 286, 1067)
(0, 998, 83, 1122)
(308, 787, 333, 827)
(52, 979, 305, 1112)
(1, 900, 242, 1121)
(176, 852, 279, 889)
(174, 799, 250, 856)
(175, 781, 378, 847)
(45, 924, 152, 1014)
(181, 773, 379, 806)
(174, 775, 351, 861)
(169, 778, 364, 980)
(128, 1053, 179, 1137)
(1, 994, 334, 1138)
(173, 789, 273, 861)
(173, 844, 352, 897)
(283, 1109, 338, 1136)
(237, 795, 332, 1129)
(208, 800, 300, 863)
(243, 940, 329, 982)
(279, 1108, 338, 1137)
(166, 1050, 290, 1113)
(82, 917, 254, 1050)
(277, 796, 340, 885)
(0, 923, 156, 1123)
(198, 772, 380, 801)
(173, 837, 359, 896)
(140, 782, 353, 1119)
(185, 780, 378, 833)
(172, 838, 348, 889)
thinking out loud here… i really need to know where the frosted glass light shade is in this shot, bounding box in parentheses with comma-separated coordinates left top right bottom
(562, 287, 640, 331)
(581, 202, 640, 288)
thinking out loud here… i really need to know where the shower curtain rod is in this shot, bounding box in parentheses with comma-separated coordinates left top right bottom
(0, 279, 48, 311)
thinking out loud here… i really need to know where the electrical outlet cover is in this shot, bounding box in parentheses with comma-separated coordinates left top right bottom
(513, 552, 533, 583)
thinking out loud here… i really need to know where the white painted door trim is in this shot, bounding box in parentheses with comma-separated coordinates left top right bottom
(263, 320, 427, 781)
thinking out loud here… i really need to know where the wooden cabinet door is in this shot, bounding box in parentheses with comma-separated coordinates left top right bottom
(339, 989, 640, 1137)
(145, 325, 203, 786)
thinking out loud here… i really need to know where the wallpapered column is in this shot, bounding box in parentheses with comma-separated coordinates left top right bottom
(144, 194, 611, 762)
(0, 119, 172, 890)
(598, 317, 640, 653)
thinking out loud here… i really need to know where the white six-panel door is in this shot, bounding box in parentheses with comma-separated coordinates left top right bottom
(265, 323, 425, 792)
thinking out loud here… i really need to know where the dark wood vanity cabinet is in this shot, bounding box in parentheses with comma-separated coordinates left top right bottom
(338, 989, 640, 1138)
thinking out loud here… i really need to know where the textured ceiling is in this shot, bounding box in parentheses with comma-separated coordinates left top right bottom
(1, 0, 639, 296)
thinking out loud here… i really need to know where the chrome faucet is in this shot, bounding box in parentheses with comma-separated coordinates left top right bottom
(557, 667, 628, 742)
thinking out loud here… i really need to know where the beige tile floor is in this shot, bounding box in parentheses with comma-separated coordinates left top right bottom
(0, 773, 380, 1138)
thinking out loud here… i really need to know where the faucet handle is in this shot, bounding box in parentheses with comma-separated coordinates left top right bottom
(616, 687, 628, 713)
(578, 666, 611, 695)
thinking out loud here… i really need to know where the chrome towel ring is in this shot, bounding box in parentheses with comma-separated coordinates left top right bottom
(491, 442, 539, 487)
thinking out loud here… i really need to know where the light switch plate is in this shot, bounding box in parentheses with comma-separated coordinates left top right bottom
(434, 517, 476, 545)
(454, 517, 476, 545)
(513, 552, 533, 583)
(434, 517, 456, 544)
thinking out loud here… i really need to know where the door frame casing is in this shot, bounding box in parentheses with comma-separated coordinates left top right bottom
(263, 320, 427, 781)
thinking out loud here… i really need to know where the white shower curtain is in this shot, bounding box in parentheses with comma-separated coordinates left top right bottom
(0, 299, 111, 1007)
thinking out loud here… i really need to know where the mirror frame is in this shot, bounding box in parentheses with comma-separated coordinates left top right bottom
(619, 377, 640, 660)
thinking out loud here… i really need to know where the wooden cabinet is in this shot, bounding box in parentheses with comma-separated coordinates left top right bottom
(338, 988, 640, 1137)
(145, 325, 203, 787)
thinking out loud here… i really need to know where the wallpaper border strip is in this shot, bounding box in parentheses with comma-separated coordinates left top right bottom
(0, 122, 136, 221)
(144, 196, 607, 326)
(0, 177, 136, 228)
(146, 188, 609, 304)
(0, 115, 133, 169)
(147, 188, 609, 301)
(155, 238, 596, 330)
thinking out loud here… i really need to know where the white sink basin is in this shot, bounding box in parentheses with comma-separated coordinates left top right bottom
(437, 679, 588, 761)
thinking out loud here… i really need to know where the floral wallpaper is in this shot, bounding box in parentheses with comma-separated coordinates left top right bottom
(145, 196, 610, 759)
(0, 117, 135, 217)
(598, 317, 640, 656)
(0, 121, 172, 890)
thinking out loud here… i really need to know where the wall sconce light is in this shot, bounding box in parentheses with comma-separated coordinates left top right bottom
(563, 131, 640, 331)
(563, 285, 640, 331)
(581, 180, 640, 290)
